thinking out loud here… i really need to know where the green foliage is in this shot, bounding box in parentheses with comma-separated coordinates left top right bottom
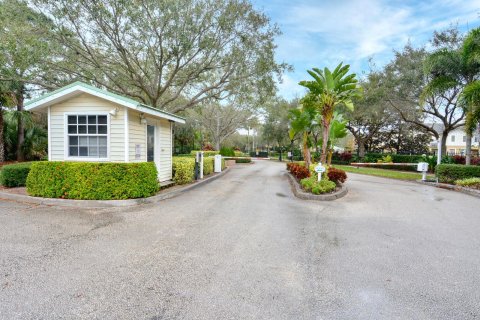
(299, 62, 361, 163)
(441, 155, 456, 164)
(223, 157, 252, 163)
(377, 155, 393, 163)
(0, 162, 33, 187)
(300, 176, 336, 195)
(335, 165, 433, 181)
(359, 153, 424, 164)
(234, 157, 251, 163)
(436, 164, 480, 183)
(454, 177, 480, 187)
(190, 150, 219, 157)
(219, 147, 235, 156)
(203, 157, 214, 175)
(37, 0, 286, 113)
(26, 162, 158, 199)
(172, 157, 196, 185)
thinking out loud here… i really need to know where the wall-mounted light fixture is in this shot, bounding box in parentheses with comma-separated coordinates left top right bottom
(139, 113, 147, 124)
(109, 107, 119, 117)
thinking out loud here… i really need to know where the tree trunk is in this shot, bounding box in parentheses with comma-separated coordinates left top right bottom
(320, 120, 330, 164)
(0, 110, 4, 162)
(440, 133, 448, 160)
(466, 133, 472, 165)
(327, 148, 333, 166)
(358, 140, 366, 158)
(303, 131, 311, 168)
(16, 86, 25, 161)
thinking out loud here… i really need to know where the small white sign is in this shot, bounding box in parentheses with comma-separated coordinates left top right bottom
(314, 165, 326, 173)
(287, 152, 292, 157)
(135, 144, 141, 160)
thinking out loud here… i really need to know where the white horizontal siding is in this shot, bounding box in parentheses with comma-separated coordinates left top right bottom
(49, 93, 125, 162)
(128, 109, 146, 162)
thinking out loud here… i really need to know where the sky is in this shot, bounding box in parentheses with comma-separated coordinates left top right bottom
(252, 0, 480, 100)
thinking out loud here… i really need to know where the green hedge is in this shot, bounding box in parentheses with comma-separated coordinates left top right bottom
(352, 164, 418, 172)
(173, 157, 195, 185)
(220, 147, 235, 156)
(436, 164, 480, 183)
(173, 156, 225, 184)
(26, 162, 159, 200)
(203, 157, 214, 175)
(189, 150, 219, 157)
(223, 157, 252, 163)
(360, 153, 423, 163)
(0, 162, 33, 187)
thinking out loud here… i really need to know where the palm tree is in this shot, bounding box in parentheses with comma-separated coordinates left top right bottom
(460, 28, 480, 163)
(422, 27, 480, 164)
(288, 99, 318, 168)
(299, 63, 361, 164)
(325, 113, 348, 166)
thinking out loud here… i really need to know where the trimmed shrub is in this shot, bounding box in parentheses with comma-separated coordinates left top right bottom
(220, 147, 235, 157)
(203, 157, 214, 175)
(235, 157, 252, 163)
(224, 157, 252, 163)
(250, 151, 269, 158)
(300, 176, 336, 194)
(327, 167, 347, 184)
(189, 150, 219, 157)
(26, 162, 158, 200)
(377, 155, 393, 163)
(173, 157, 195, 184)
(351, 163, 418, 172)
(436, 164, 480, 183)
(1, 162, 33, 187)
(454, 177, 480, 188)
(287, 163, 310, 180)
(360, 153, 424, 164)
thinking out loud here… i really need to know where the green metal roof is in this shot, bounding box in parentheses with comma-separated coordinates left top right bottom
(25, 81, 185, 123)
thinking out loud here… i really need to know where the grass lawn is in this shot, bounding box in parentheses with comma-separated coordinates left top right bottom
(333, 165, 435, 181)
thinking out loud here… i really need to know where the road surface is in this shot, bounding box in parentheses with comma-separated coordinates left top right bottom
(1, 160, 479, 319)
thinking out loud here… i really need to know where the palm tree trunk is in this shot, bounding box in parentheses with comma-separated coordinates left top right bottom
(466, 133, 472, 165)
(302, 131, 311, 168)
(16, 85, 25, 161)
(320, 120, 329, 164)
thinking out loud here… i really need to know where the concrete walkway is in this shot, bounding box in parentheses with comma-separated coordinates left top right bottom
(1, 160, 479, 319)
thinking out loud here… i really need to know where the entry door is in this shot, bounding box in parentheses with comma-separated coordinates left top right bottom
(147, 125, 155, 162)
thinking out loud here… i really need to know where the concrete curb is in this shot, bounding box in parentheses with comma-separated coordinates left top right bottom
(416, 180, 480, 199)
(285, 172, 348, 201)
(0, 168, 230, 208)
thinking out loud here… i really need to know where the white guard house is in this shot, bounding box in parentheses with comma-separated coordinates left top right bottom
(25, 81, 185, 182)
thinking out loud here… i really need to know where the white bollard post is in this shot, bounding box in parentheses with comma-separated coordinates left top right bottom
(437, 137, 442, 165)
(199, 151, 204, 179)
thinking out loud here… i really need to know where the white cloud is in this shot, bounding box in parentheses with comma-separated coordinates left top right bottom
(257, 0, 480, 99)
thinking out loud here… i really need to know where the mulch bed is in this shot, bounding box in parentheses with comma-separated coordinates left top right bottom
(0, 186, 27, 195)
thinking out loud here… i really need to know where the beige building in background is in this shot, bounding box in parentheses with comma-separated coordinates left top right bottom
(429, 125, 480, 156)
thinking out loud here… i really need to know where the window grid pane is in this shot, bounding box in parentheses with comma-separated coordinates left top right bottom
(67, 114, 108, 158)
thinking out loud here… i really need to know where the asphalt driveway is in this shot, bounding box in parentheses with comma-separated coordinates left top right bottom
(1, 160, 479, 319)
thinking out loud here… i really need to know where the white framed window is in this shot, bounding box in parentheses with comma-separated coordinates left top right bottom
(463, 135, 466, 143)
(65, 113, 109, 160)
(451, 135, 455, 142)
